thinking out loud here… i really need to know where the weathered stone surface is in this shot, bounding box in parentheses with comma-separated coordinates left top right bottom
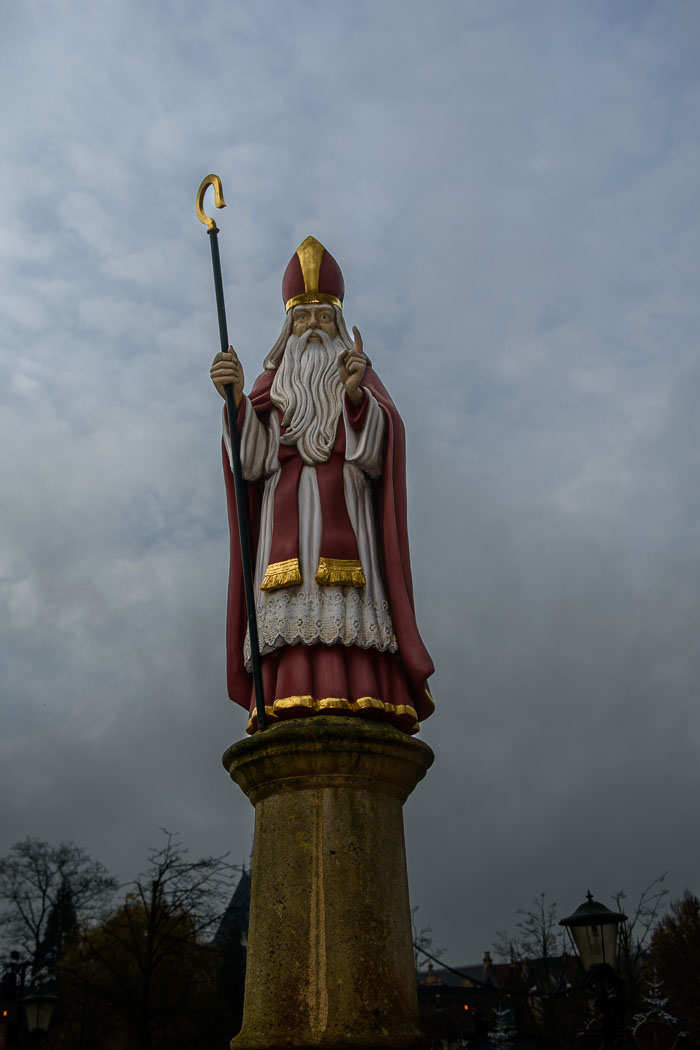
(223, 717, 434, 1050)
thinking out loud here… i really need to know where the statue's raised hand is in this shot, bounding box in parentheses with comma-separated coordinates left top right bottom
(210, 346, 244, 407)
(337, 327, 366, 405)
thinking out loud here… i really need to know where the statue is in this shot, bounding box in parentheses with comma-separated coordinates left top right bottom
(210, 236, 434, 734)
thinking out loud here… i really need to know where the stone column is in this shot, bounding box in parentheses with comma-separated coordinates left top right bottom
(223, 717, 434, 1050)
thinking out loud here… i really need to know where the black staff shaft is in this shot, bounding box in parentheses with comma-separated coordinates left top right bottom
(208, 227, 267, 731)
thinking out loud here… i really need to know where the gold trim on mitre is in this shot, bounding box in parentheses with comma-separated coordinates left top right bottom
(315, 557, 366, 588)
(285, 235, 342, 312)
(286, 290, 342, 311)
(260, 558, 302, 591)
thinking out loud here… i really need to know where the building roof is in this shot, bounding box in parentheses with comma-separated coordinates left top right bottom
(212, 868, 251, 949)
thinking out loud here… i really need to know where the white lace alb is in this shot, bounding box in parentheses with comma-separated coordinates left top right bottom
(244, 588, 397, 669)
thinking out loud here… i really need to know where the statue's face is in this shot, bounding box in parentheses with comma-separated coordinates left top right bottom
(292, 304, 337, 343)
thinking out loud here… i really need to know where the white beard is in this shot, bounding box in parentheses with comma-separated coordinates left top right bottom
(270, 330, 346, 465)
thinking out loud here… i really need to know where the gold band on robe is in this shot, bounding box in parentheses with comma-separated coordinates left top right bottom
(247, 694, 419, 735)
(315, 557, 366, 587)
(260, 558, 302, 591)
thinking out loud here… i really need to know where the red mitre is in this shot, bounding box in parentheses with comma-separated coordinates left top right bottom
(282, 236, 345, 312)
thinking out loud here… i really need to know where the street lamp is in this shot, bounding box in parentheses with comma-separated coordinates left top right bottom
(560, 892, 628, 1045)
(559, 891, 627, 972)
(22, 990, 58, 1038)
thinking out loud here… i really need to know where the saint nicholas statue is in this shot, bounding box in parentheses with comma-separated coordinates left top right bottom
(210, 237, 434, 734)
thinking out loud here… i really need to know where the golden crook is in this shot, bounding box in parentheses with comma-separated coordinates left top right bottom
(196, 174, 227, 232)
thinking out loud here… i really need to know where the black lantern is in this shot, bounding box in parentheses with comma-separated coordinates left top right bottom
(22, 990, 58, 1034)
(559, 891, 627, 972)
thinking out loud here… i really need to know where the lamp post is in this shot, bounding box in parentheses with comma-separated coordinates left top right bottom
(560, 892, 627, 1047)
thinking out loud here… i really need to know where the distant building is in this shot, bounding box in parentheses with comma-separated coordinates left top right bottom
(417, 950, 585, 1048)
(212, 867, 251, 951)
(417, 952, 513, 1048)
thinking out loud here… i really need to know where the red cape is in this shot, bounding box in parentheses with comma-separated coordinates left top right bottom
(222, 367, 434, 724)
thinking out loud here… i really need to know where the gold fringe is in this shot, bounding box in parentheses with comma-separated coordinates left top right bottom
(246, 694, 419, 734)
(260, 558, 302, 591)
(315, 557, 366, 588)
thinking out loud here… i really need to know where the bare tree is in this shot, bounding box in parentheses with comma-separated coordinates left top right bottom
(493, 892, 566, 964)
(0, 838, 117, 977)
(126, 829, 234, 940)
(51, 830, 238, 1050)
(493, 893, 581, 1044)
(412, 905, 444, 972)
(612, 873, 668, 1018)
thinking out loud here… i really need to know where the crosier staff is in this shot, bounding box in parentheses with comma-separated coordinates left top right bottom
(196, 174, 267, 731)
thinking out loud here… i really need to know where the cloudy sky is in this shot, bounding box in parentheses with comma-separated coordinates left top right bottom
(2, 0, 699, 963)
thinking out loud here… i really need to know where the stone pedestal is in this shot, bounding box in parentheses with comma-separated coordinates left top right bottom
(223, 717, 434, 1050)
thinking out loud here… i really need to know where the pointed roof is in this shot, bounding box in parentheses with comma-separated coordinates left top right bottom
(212, 868, 251, 949)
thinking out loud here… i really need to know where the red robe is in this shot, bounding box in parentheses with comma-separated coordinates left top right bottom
(222, 367, 434, 734)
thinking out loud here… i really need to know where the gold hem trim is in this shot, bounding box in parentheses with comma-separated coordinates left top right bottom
(285, 292, 342, 312)
(246, 695, 419, 733)
(260, 558, 302, 591)
(315, 557, 366, 588)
